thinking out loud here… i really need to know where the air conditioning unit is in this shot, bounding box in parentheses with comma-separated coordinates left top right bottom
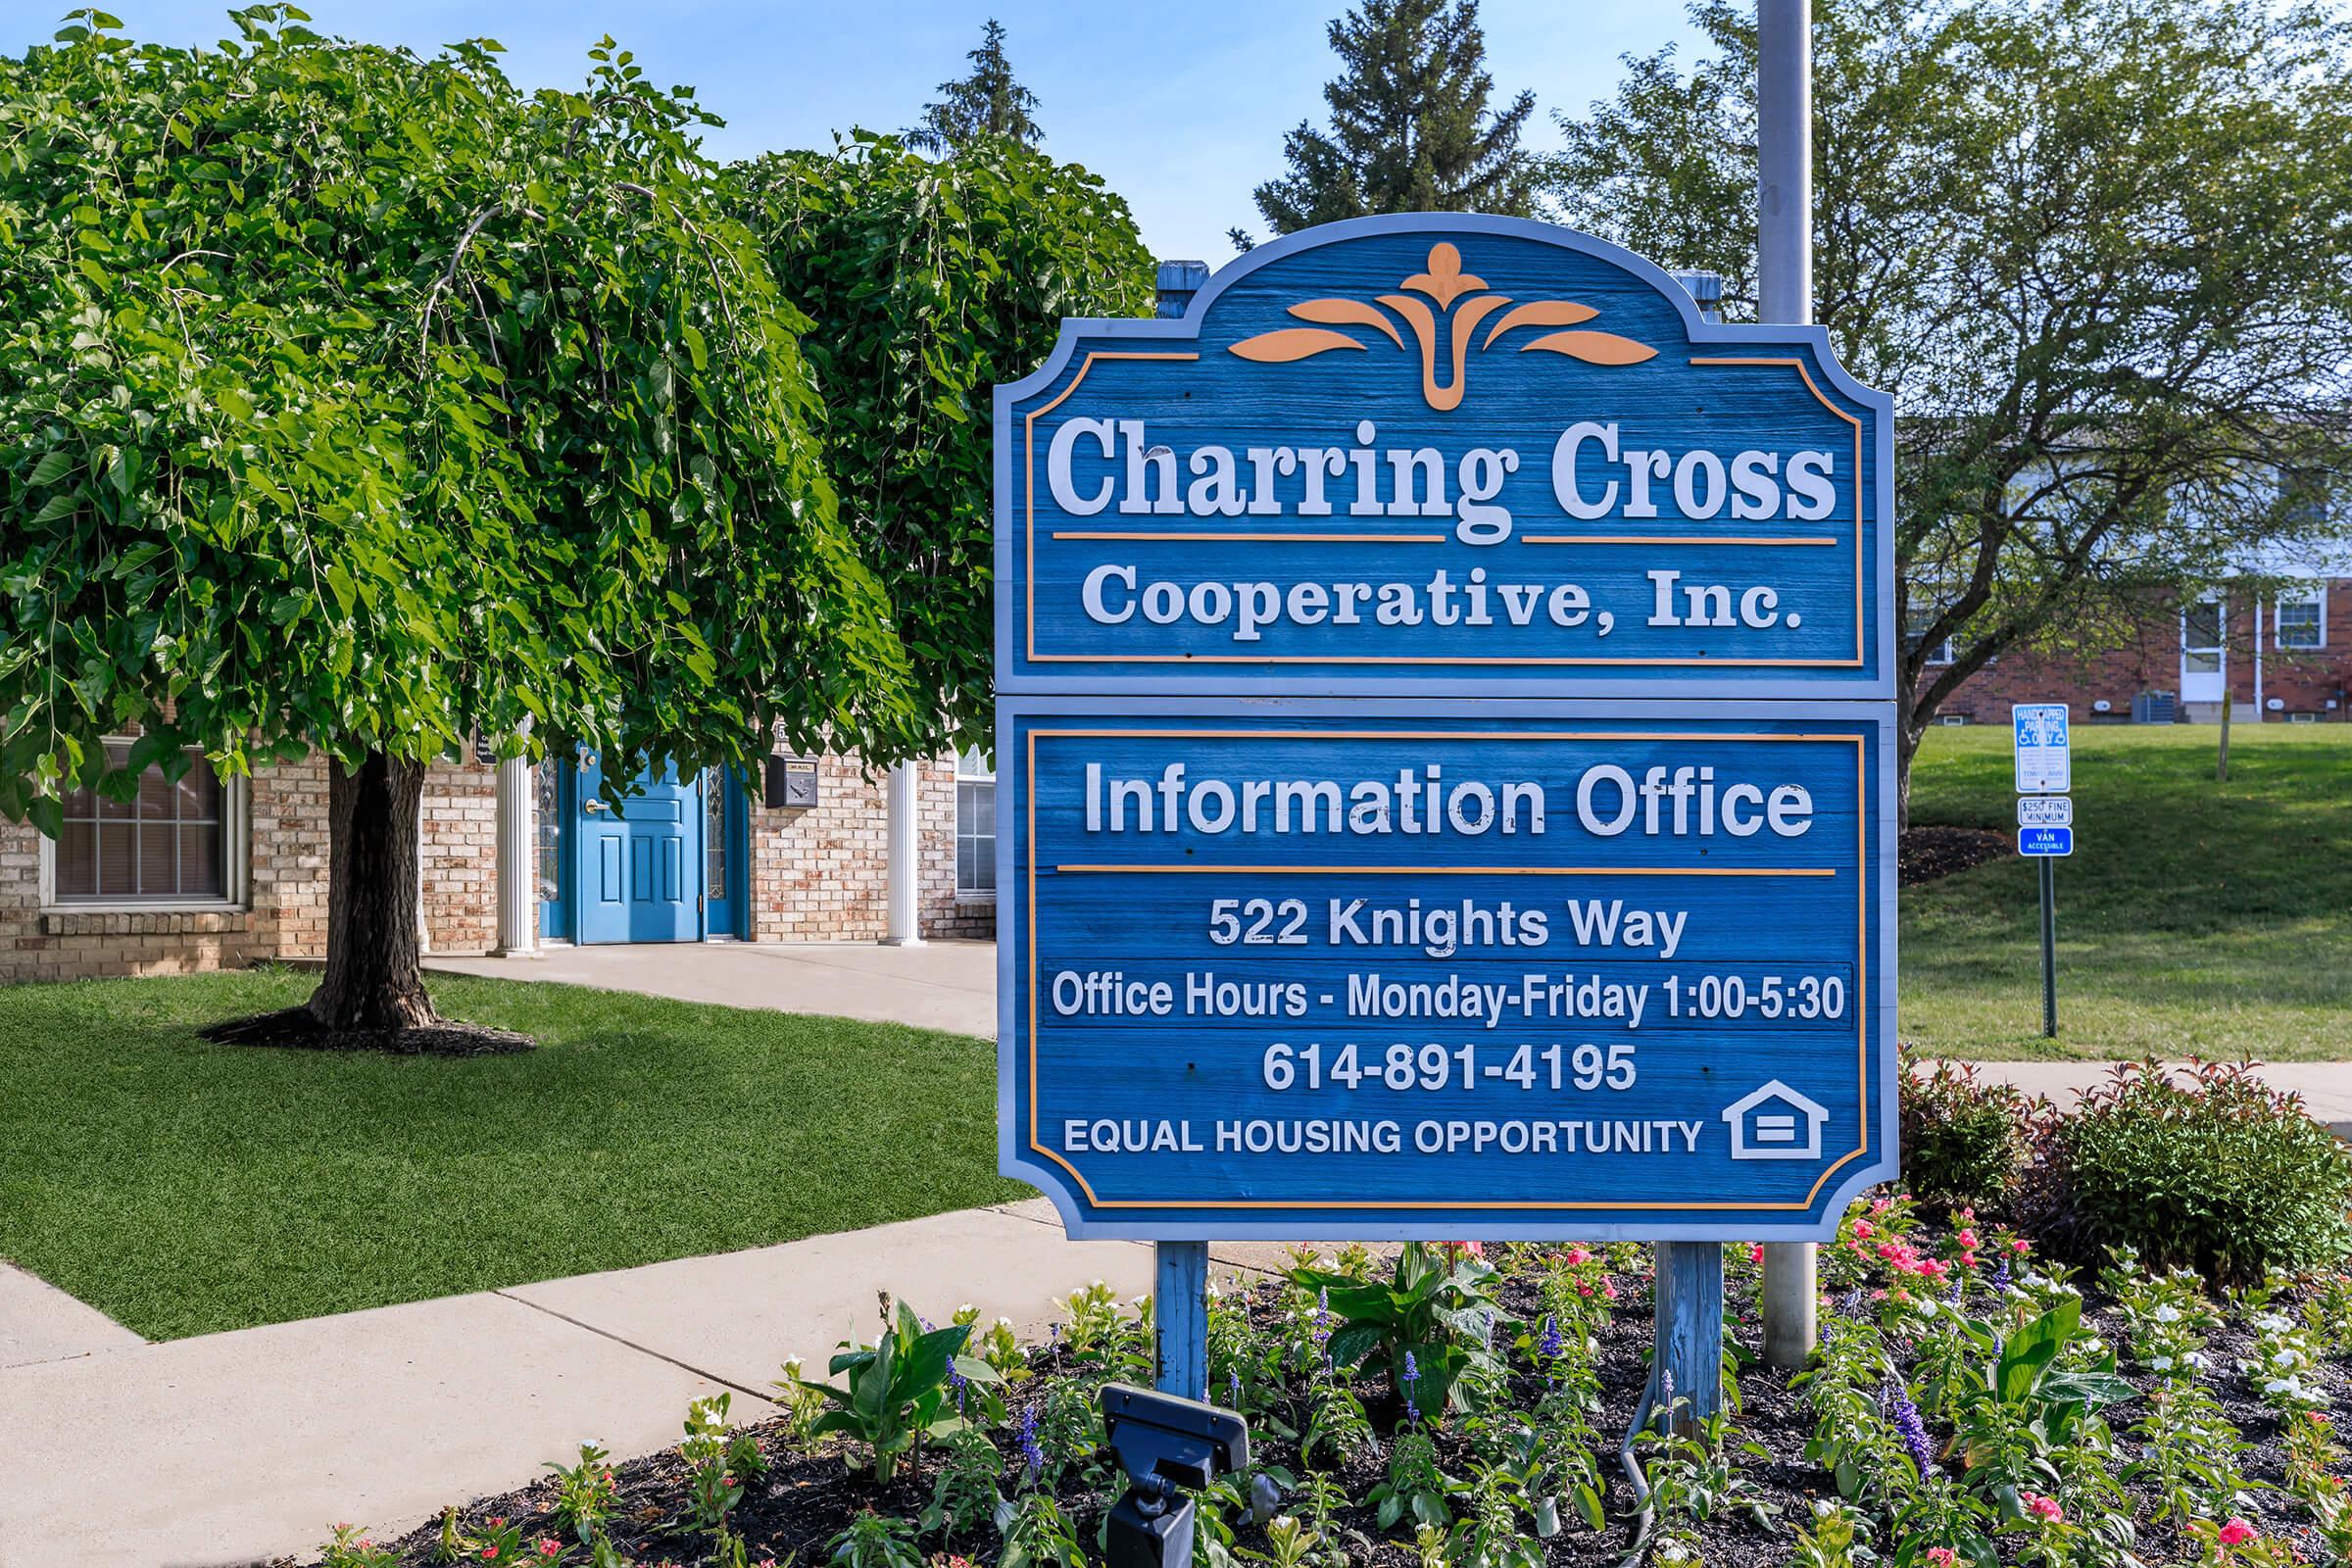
(2132, 690, 2178, 724)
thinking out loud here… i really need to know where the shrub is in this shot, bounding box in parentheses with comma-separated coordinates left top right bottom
(2024, 1059, 2352, 1283)
(1898, 1055, 2037, 1216)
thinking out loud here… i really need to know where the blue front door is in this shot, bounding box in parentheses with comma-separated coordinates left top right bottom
(575, 755, 701, 944)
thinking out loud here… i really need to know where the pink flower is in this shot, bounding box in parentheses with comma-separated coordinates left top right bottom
(1563, 1246, 1592, 1265)
(1957, 1229, 1980, 1250)
(1854, 1220, 1875, 1240)
(1926, 1550, 1958, 1568)
(480, 1550, 500, 1563)
(1749, 1243, 1764, 1264)
(1601, 1278, 1618, 1300)
(1917, 1258, 1951, 1283)
(2021, 1491, 2063, 1523)
(539, 1542, 564, 1559)
(2219, 1519, 2256, 1546)
(2011, 1238, 2031, 1254)
(1871, 1198, 1890, 1213)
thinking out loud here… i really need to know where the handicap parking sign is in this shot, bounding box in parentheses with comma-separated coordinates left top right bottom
(2013, 704, 2071, 793)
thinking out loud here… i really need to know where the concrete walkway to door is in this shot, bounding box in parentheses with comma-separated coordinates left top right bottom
(430, 940, 998, 1038)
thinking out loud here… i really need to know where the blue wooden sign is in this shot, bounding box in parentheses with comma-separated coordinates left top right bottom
(994, 215, 1894, 699)
(996, 698, 1897, 1240)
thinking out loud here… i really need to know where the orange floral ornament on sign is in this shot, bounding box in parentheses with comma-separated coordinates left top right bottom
(1228, 241, 1656, 411)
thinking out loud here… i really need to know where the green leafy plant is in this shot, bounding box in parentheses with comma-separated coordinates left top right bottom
(543, 1443, 619, 1546)
(997, 1490, 1087, 1568)
(2023, 1059, 2352, 1282)
(318, 1523, 402, 1568)
(1368, 1424, 1456, 1532)
(1289, 1242, 1507, 1416)
(679, 1394, 761, 1534)
(920, 1424, 1004, 1540)
(794, 1301, 1001, 1482)
(828, 1510, 922, 1568)
(1900, 1055, 2037, 1215)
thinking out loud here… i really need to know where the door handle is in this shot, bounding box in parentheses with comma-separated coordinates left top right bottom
(582, 799, 609, 813)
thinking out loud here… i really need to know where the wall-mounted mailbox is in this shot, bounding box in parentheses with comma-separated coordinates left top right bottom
(762, 753, 818, 810)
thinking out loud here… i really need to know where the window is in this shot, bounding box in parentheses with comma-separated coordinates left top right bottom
(534, 761, 563, 905)
(2275, 587, 2325, 650)
(956, 747, 996, 901)
(51, 739, 239, 906)
(704, 766, 728, 900)
(1905, 603, 1955, 665)
(2181, 598, 2225, 673)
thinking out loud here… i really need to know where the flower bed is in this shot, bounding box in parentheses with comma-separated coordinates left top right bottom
(301, 1200, 2352, 1568)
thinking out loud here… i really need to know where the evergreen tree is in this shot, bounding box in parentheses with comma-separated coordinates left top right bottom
(907, 19, 1043, 154)
(1244, 0, 1536, 240)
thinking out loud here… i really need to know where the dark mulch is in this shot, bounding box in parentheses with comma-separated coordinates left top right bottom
(1900, 824, 2012, 887)
(309, 1245, 2349, 1568)
(199, 1004, 534, 1057)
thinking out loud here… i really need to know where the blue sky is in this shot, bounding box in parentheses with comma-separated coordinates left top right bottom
(2, 1, 1704, 263)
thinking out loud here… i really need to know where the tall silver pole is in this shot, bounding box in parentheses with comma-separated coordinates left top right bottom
(1757, 0, 1812, 326)
(1756, 0, 1820, 1372)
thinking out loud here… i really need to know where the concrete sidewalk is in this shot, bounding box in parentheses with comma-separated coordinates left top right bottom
(1959, 1059, 2352, 1135)
(428, 941, 997, 1039)
(0, 1201, 1345, 1568)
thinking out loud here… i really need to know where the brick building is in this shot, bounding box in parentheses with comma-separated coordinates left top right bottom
(1911, 574, 2352, 728)
(0, 741, 997, 983)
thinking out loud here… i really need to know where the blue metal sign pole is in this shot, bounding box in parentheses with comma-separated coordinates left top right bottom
(2039, 858, 2058, 1038)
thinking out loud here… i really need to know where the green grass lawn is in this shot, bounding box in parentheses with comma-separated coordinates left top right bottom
(1901, 722, 2352, 1061)
(0, 969, 1025, 1340)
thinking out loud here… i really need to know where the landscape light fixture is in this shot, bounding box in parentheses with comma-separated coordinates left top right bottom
(1098, 1384, 1249, 1568)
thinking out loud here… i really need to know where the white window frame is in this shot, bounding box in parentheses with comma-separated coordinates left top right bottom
(39, 740, 250, 912)
(954, 746, 996, 904)
(2273, 584, 2326, 650)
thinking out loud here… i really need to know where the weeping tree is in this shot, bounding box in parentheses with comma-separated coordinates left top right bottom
(0, 9, 917, 1035)
(727, 134, 1155, 753)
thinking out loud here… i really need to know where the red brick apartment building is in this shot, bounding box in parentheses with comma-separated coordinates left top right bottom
(1912, 575, 2352, 728)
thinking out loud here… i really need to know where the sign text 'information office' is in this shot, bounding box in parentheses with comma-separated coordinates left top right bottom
(997, 217, 1898, 1242)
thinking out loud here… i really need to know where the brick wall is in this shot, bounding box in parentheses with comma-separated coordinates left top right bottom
(746, 750, 995, 943)
(1917, 580, 2352, 725)
(1, 752, 501, 984)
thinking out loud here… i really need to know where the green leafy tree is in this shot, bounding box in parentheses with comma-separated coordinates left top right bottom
(1548, 0, 2352, 817)
(728, 134, 1154, 752)
(906, 19, 1043, 155)
(1239, 0, 1537, 246)
(0, 9, 916, 1032)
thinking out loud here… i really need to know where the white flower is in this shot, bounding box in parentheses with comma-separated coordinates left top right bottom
(1814, 1499, 1839, 1519)
(2255, 1312, 2293, 1332)
(2150, 1356, 2175, 1372)
(2184, 1351, 2212, 1369)
(2154, 1305, 2181, 1324)
(2275, 1349, 2304, 1368)
(2082, 1335, 2104, 1352)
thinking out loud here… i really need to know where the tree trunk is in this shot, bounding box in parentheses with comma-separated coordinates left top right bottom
(1894, 720, 1920, 835)
(309, 751, 439, 1031)
(2216, 696, 2232, 783)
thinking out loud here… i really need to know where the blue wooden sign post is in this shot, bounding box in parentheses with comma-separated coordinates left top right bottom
(995, 216, 1897, 1430)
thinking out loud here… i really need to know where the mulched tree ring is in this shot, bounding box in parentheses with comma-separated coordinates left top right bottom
(1900, 824, 2013, 886)
(200, 1005, 534, 1057)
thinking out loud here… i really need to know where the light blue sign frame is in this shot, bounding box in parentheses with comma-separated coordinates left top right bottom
(994, 215, 1896, 700)
(995, 695, 1899, 1243)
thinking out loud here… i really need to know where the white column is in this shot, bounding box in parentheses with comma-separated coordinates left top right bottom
(494, 750, 539, 956)
(884, 760, 924, 946)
